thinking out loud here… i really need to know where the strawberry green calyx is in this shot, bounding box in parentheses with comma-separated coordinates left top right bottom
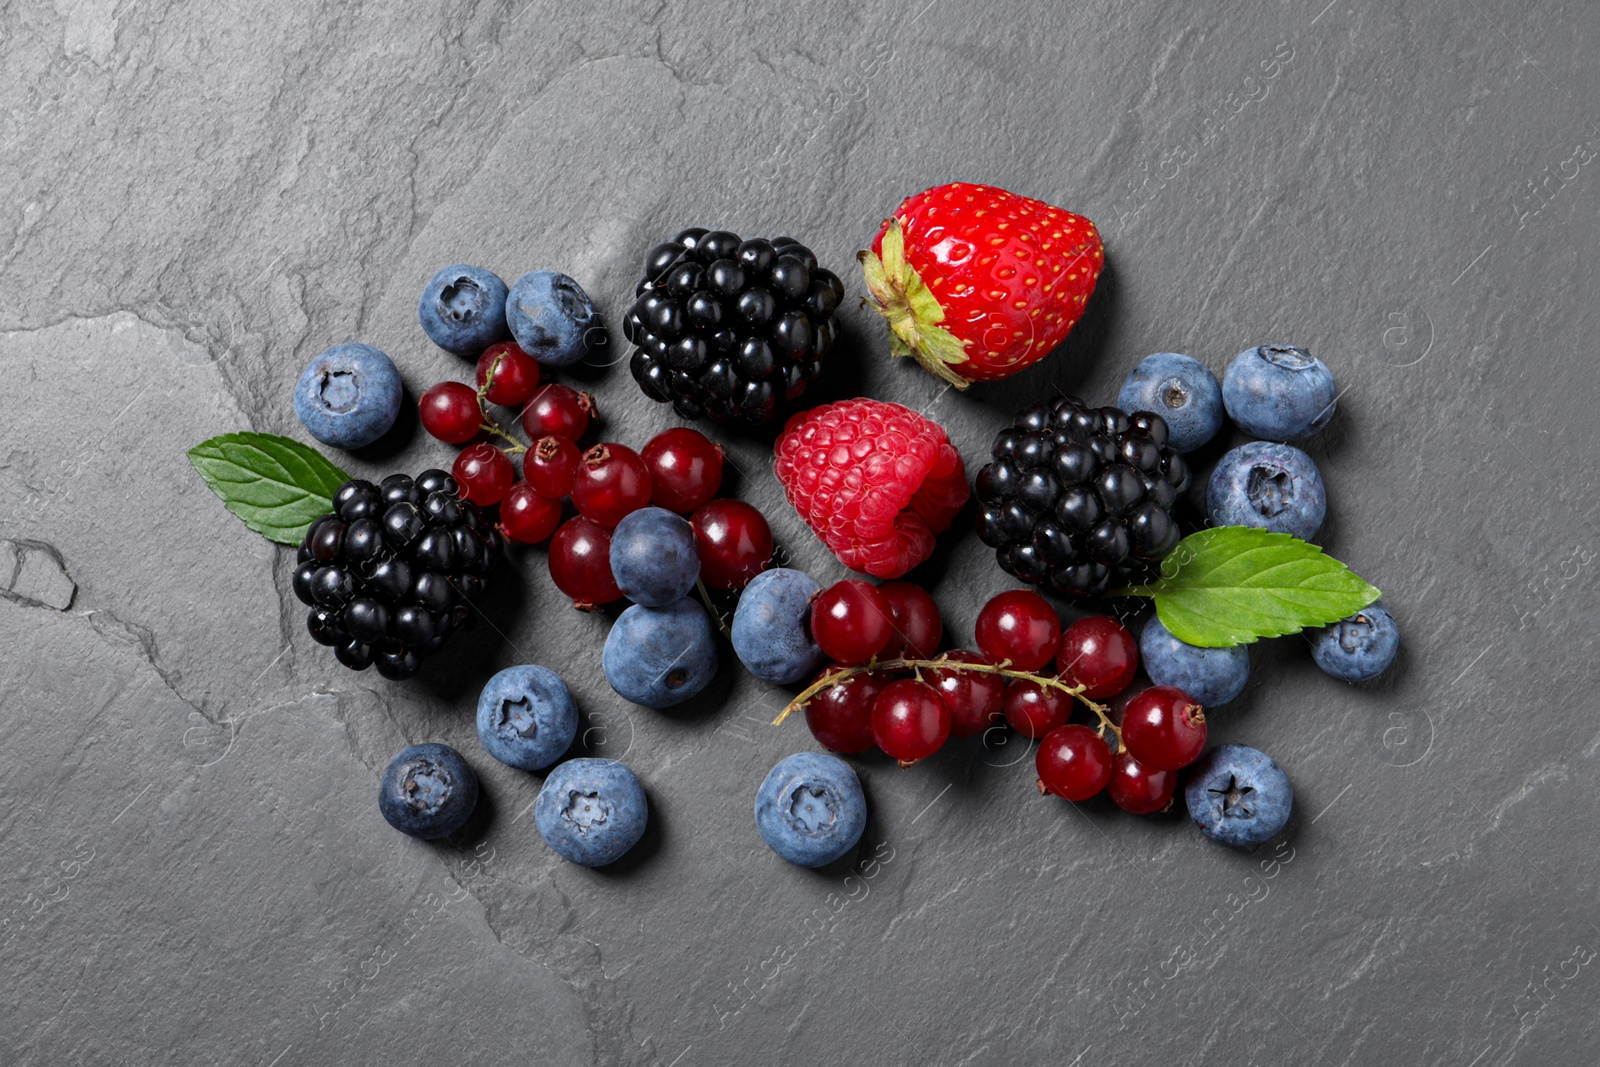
(858, 218, 973, 389)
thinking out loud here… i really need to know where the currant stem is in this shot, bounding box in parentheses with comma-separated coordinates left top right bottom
(474, 353, 529, 454)
(696, 579, 733, 640)
(772, 655, 1119, 740)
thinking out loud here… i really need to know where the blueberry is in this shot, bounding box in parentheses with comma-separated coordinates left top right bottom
(418, 264, 510, 357)
(730, 568, 827, 685)
(1206, 441, 1326, 541)
(505, 271, 603, 368)
(1184, 744, 1293, 848)
(1310, 605, 1399, 683)
(602, 598, 720, 708)
(1117, 352, 1224, 453)
(475, 665, 579, 771)
(293, 343, 403, 449)
(1222, 344, 1337, 441)
(1139, 613, 1249, 706)
(377, 743, 479, 840)
(754, 752, 867, 868)
(610, 507, 700, 608)
(534, 758, 648, 867)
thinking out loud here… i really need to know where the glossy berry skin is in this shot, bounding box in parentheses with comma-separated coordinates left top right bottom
(572, 444, 652, 527)
(535, 758, 648, 867)
(1036, 724, 1113, 801)
(862, 182, 1103, 385)
(774, 398, 969, 579)
(1222, 344, 1337, 441)
(1120, 685, 1206, 771)
(378, 743, 479, 839)
(418, 264, 509, 357)
(1184, 744, 1293, 847)
(974, 590, 1060, 672)
(691, 499, 773, 590)
(500, 482, 562, 544)
(1106, 752, 1176, 815)
(1057, 615, 1138, 699)
(804, 668, 885, 754)
(871, 679, 951, 765)
(730, 568, 827, 684)
(627, 228, 842, 423)
(523, 435, 580, 499)
(1117, 352, 1224, 453)
(755, 752, 867, 867)
(294, 343, 403, 449)
(609, 507, 700, 607)
(548, 516, 622, 608)
(642, 428, 724, 513)
(1140, 614, 1249, 707)
(1310, 605, 1400, 683)
(1206, 442, 1326, 542)
(1002, 680, 1073, 739)
(475, 665, 578, 772)
(419, 381, 483, 445)
(878, 581, 942, 659)
(924, 651, 1005, 737)
(810, 580, 894, 665)
(452, 442, 514, 506)
(475, 341, 540, 407)
(602, 597, 720, 708)
(520, 383, 594, 443)
(506, 271, 603, 368)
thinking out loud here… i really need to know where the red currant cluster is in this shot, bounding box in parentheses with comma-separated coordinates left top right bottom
(419, 345, 774, 609)
(782, 586, 1210, 815)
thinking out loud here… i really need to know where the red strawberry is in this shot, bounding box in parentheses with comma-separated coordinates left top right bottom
(859, 182, 1104, 387)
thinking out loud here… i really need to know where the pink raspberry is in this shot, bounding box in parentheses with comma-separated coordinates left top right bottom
(774, 399, 969, 578)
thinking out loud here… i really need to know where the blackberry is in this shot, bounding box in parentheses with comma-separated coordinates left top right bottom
(625, 227, 844, 423)
(293, 472, 502, 680)
(975, 397, 1189, 598)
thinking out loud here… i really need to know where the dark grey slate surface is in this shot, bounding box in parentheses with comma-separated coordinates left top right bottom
(4, 0, 1599, 1063)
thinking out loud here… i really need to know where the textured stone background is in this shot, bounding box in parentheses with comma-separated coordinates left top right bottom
(3, 0, 1599, 1063)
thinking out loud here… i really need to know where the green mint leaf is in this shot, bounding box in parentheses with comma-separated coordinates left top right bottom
(1113, 527, 1381, 647)
(187, 432, 350, 545)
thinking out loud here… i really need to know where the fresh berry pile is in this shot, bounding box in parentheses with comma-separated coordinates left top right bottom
(193, 194, 1402, 869)
(975, 397, 1188, 595)
(625, 228, 845, 423)
(292, 472, 501, 679)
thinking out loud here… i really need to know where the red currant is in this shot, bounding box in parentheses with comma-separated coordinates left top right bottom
(451, 442, 515, 506)
(641, 427, 724, 514)
(548, 516, 622, 608)
(571, 443, 652, 527)
(1120, 685, 1206, 771)
(524, 435, 580, 499)
(1036, 724, 1113, 801)
(1002, 680, 1073, 739)
(1057, 615, 1139, 699)
(877, 581, 943, 659)
(500, 482, 563, 544)
(924, 650, 1005, 737)
(810, 580, 894, 665)
(804, 667, 885, 754)
(1106, 751, 1176, 814)
(520, 383, 594, 443)
(419, 381, 482, 444)
(871, 679, 950, 765)
(690, 499, 773, 590)
(475, 341, 540, 407)
(974, 590, 1060, 672)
